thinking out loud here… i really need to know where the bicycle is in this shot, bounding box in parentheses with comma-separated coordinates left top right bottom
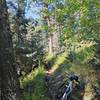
(61, 75, 80, 100)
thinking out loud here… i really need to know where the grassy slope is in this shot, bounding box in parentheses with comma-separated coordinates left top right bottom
(20, 66, 49, 100)
(20, 44, 99, 100)
(50, 49, 99, 100)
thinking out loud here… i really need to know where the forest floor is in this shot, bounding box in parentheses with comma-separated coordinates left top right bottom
(20, 52, 100, 100)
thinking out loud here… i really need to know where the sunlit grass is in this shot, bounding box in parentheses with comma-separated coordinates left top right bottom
(46, 54, 54, 61)
(20, 66, 49, 100)
(20, 66, 44, 88)
(75, 41, 95, 53)
(52, 56, 99, 100)
(20, 45, 97, 100)
(51, 52, 66, 73)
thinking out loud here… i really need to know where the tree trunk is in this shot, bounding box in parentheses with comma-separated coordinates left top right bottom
(48, 35, 53, 55)
(0, 0, 20, 100)
(43, 3, 53, 55)
(47, 17, 53, 55)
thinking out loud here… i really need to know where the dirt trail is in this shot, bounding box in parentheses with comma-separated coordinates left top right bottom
(44, 65, 100, 100)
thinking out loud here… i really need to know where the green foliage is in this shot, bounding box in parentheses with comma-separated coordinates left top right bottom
(7, 0, 100, 99)
(41, 0, 54, 4)
(20, 67, 49, 100)
(57, 0, 100, 46)
(75, 46, 95, 63)
(14, 20, 46, 75)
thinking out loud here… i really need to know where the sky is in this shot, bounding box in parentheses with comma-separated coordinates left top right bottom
(25, 3, 41, 19)
(7, 0, 41, 19)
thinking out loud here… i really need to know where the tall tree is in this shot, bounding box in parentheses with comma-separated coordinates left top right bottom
(0, 0, 20, 99)
(43, 3, 53, 55)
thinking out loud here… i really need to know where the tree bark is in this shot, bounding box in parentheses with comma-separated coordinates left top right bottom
(47, 16, 53, 55)
(48, 35, 53, 55)
(0, 0, 20, 100)
(43, 3, 53, 55)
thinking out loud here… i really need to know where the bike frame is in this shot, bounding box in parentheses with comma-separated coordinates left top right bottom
(61, 81, 73, 100)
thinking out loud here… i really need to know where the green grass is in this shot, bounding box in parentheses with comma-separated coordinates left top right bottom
(75, 46, 95, 64)
(20, 46, 98, 100)
(49, 47, 99, 100)
(20, 66, 49, 100)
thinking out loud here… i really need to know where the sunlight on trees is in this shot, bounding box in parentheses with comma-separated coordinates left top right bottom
(0, 0, 100, 100)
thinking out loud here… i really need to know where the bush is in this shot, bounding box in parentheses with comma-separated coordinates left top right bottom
(75, 46, 95, 64)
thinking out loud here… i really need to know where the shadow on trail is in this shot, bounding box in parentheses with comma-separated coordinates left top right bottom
(47, 56, 58, 68)
(51, 58, 86, 100)
(53, 60, 71, 75)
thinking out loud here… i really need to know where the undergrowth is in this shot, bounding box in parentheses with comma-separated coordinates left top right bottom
(19, 46, 98, 100)
(20, 66, 49, 100)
